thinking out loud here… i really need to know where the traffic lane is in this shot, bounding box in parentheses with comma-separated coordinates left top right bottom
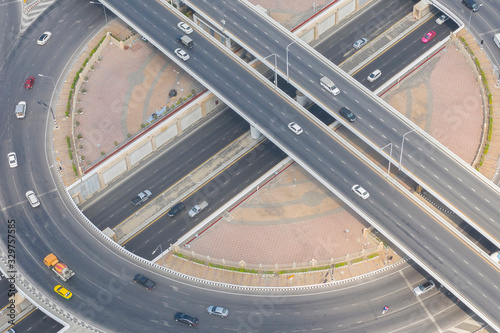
(1, 203, 177, 333)
(182, 0, 412, 150)
(317, 0, 417, 64)
(399, 133, 500, 238)
(0, 0, 106, 196)
(270, 115, 500, 319)
(124, 140, 286, 259)
(131, 261, 456, 332)
(9, 308, 64, 333)
(0, 0, 20, 69)
(353, 18, 459, 89)
(0, 278, 13, 308)
(288, 16, 453, 139)
(81, 109, 248, 228)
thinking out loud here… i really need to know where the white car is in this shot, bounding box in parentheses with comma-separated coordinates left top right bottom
(207, 306, 229, 317)
(288, 122, 303, 135)
(413, 280, 435, 296)
(25, 190, 40, 207)
(174, 48, 190, 61)
(177, 22, 193, 34)
(331, 83, 340, 96)
(37, 31, 52, 45)
(8, 153, 17, 168)
(436, 14, 449, 25)
(367, 69, 381, 82)
(351, 184, 369, 199)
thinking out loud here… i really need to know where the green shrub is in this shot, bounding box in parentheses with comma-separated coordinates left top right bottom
(72, 163, 78, 176)
(83, 58, 89, 67)
(81, 155, 85, 161)
(77, 134, 83, 140)
(208, 263, 259, 273)
(100, 151, 105, 156)
(483, 143, 489, 155)
(488, 118, 493, 141)
(65, 111, 70, 117)
(278, 265, 330, 274)
(66, 137, 71, 148)
(68, 149, 73, 160)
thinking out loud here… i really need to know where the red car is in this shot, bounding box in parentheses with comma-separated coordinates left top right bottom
(421, 31, 436, 43)
(24, 76, 35, 89)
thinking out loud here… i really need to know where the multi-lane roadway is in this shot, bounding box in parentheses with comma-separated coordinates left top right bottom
(100, 0, 500, 329)
(180, 0, 500, 251)
(1, 0, 498, 332)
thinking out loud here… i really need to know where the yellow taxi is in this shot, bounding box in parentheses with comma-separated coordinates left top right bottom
(54, 285, 73, 300)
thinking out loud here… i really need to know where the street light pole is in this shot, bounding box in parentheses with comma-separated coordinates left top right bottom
(286, 40, 298, 82)
(90, 1, 108, 25)
(380, 143, 393, 176)
(399, 128, 417, 170)
(152, 244, 165, 266)
(220, 19, 226, 31)
(38, 74, 59, 129)
(263, 53, 278, 87)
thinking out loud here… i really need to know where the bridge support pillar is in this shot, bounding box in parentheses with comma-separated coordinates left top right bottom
(296, 90, 309, 106)
(250, 125, 262, 139)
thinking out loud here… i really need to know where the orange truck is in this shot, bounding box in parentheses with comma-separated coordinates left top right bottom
(43, 253, 75, 281)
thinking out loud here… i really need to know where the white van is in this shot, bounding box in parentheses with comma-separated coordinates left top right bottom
(320, 76, 340, 96)
(494, 34, 500, 49)
(15, 101, 26, 119)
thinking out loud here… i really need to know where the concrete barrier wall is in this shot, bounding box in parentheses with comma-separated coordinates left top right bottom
(294, 0, 376, 42)
(155, 125, 178, 147)
(102, 159, 127, 184)
(129, 141, 154, 166)
(68, 91, 224, 203)
(338, 0, 356, 21)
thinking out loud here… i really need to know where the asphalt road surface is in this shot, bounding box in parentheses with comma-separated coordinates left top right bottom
(100, 0, 500, 328)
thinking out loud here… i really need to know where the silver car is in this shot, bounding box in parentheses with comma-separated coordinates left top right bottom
(436, 14, 449, 25)
(353, 38, 368, 49)
(207, 305, 229, 317)
(413, 280, 435, 296)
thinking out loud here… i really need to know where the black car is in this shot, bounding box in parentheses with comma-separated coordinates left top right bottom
(174, 312, 198, 326)
(133, 274, 156, 290)
(168, 202, 185, 217)
(339, 107, 356, 122)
